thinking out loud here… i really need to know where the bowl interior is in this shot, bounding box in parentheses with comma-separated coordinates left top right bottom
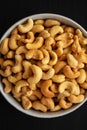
(0, 13, 87, 118)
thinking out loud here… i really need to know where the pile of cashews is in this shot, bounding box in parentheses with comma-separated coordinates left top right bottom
(0, 18, 87, 112)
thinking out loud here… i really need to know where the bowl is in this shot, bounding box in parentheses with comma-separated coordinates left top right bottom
(0, 13, 87, 118)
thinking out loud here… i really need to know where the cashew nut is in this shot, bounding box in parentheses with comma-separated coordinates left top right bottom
(6, 51, 15, 58)
(39, 30, 50, 39)
(35, 19, 44, 25)
(32, 89, 42, 99)
(52, 74, 65, 83)
(31, 24, 44, 34)
(80, 82, 87, 89)
(16, 46, 27, 55)
(26, 37, 44, 49)
(41, 49, 50, 64)
(48, 50, 58, 65)
(40, 80, 55, 98)
(37, 61, 51, 71)
(0, 38, 9, 54)
(0, 66, 12, 77)
(22, 96, 32, 109)
(50, 83, 58, 93)
(3, 60, 14, 67)
(59, 99, 72, 109)
(77, 69, 86, 84)
(44, 19, 60, 27)
(18, 19, 33, 33)
(68, 94, 84, 103)
(2, 78, 12, 93)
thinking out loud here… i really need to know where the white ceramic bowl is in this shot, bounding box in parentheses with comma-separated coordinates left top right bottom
(0, 13, 87, 118)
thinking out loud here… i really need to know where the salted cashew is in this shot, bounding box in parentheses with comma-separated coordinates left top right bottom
(54, 61, 66, 74)
(2, 78, 12, 93)
(55, 44, 63, 57)
(12, 54, 22, 73)
(68, 94, 84, 103)
(50, 83, 58, 93)
(27, 64, 42, 84)
(32, 89, 42, 99)
(41, 97, 54, 110)
(25, 49, 43, 60)
(42, 68, 55, 80)
(35, 19, 44, 25)
(16, 46, 27, 55)
(80, 82, 87, 89)
(37, 61, 51, 71)
(67, 53, 78, 68)
(48, 50, 58, 65)
(21, 86, 33, 97)
(40, 80, 55, 98)
(0, 38, 9, 54)
(0, 66, 12, 77)
(44, 19, 60, 27)
(58, 81, 80, 95)
(52, 74, 65, 83)
(18, 19, 33, 33)
(8, 72, 22, 84)
(3, 60, 14, 67)
(9, 34, 21, 50)
(41, 49, 50, 64)
(32, 101, 47, 112)
(15, 80, 29, 93)
(59, 99, 72, 109)
(26, 37, 44, 49)
(39, 30, 50, 39)
(6, 51, 15, 58)
(22, 60, 32, 79)
(49, 25, 64, 37)
(63, 65, 80, 79)
(22, 96, 32, 109)
(31, 24, 44, 34)
(77, 69, 86, 84)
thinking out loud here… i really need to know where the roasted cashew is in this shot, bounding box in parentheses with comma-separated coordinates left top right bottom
(2, 78, 12, 93)
(63, 65, 80, 79)
(48, 50, 58, 65)
(40, 80, 55, 98)
(27, 64, 42, 84)
(50, 83, 58, 93)
(54, 61, 66, 74)
(37, 61, 51, 71)
(77, 69, 86, 84)
(16, 46, 27, 55)
(25, 49, 43, 60)
(42, 68, 55, 80)
(8, 72, 22, 84)
(64, 26, 74, 33)
(9, 34, 21, 50)
(26, 37, 44, 49)
(6, 51, 15, 58)
(49, 25, 64, 37)
(41, 49, 50, 64)
(39, 30, 50, 39)
(12, 54, 22, 73)
(18, 19, 33, 33)
(41, 97, 54, 110)
(35, 19, 44, 25)
(0, 66, 12, 77)
(80, 82, 87, 89)
(15, 80, 29, 93)
(32, 101, 47, 112)
(59, 99, 72, 109)
(67, 53, 78, 68)
(32, 89, 42, 99)
(58, 81, 80, 95)
(12, 87, 22, 102)
(68, 94, 84, 103)
(21, 86, 33, 97)
(0, 38, 9, 54)
(31, 24, 44, 34)
(57, 91, 70, 100)
(52, 74, 65, 83)
(22, 96, 32, 109)
(55, 45, 63, 57)
(51, 105, 61, 111)
(3, 60, 14, 67)
(44, 19, 60, 27)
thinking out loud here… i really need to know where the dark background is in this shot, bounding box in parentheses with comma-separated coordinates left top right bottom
(0, 0, 87, 130)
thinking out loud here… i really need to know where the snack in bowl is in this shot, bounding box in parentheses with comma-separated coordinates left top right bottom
(0, 13, 87, 118)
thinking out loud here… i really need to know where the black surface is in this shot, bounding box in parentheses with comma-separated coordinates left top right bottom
(0, 0, 87, 130)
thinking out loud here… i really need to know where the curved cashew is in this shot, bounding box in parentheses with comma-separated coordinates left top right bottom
(42, 68, 55, 80)
(35, 19, 44, 25)
(48, 50, 58, 65)
(9, 34, 21, 50)
(52, 74, 65, 83)
(0, 66, 12, 77)
(63, 65, 80, 79)
(51, 105, 61, 111)
(16, 46, 27, 55)
(3, 60, 14, 67)
(68, 94, 84, 103)
(25, 49, 43, 60)
(59, 99, 72, 109)
(41, 97, 54, 110)
(37, 61, 51, 71)
(65, 26, 74, 33)
(22, 60, 32, 79)
(8, 72, 22, 84)
(54, 61, 66, 74)
(15, 80, 29, 93)
(58, 81, 80, 95)
(21, 86, 33, 97)
(2, 78, 12, 93)
(77, 69, 86, 84)
(12, 54, 22, 73)
(41, 49, 50, 64)
(32, 101, 47, 112)
(55, 45, 63, 57)
(50, 83, 58, 93)
(57, 91, 70, 100)
(80, 82, 87, 89)
(18, 19, 33, 33)
(40, 80, 55, 98)
(67, 53, 78, 68)
(12, 87, 22, 102)
(26, 37, 44, 49)
(31, 24, 44, 34)
(22, 96, 32, 109)
(6, 51, 15, 58)
(39, 30, 50, 39)
(32, 89, 42, 99)
(27, 65, 42, 84)
(44, 19, 60, 27)
(0, 38, 9, 54)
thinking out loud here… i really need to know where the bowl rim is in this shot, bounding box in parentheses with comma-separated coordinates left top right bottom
(0, 13, 87, 118)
